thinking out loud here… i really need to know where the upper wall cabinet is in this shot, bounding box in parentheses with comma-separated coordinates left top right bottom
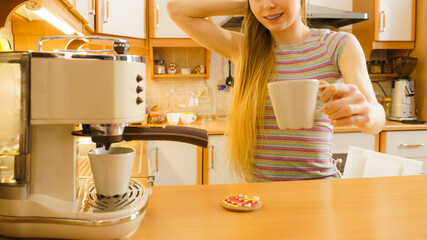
(353, 0, 416, 59)
(61, 0, 75, 7)
(149, 0, 202, 47)
(151, 0, 187, 38)
(59, 0, 95, 32)
(97, 0, 146, 38)
(72, 0, 96, 32)
(376, 0, 413, 41)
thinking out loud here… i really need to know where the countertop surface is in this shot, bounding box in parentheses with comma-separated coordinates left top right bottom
(132, 175, 427, 240)
(145, 119, 427, 134)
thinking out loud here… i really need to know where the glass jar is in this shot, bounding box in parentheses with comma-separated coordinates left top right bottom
(370, 60, 382, 74)
(215, 84, 230, 120)
(199, 87, 213, 122)
(382, 60, 393, 74)
(154, 60, 166, 74)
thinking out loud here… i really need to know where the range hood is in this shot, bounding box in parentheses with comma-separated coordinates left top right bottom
(221, 4, 368, 30)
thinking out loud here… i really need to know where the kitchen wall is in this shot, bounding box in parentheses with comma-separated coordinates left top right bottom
(146, 49, 232, 116)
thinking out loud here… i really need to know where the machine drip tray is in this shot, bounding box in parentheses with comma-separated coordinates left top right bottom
(77, 177, 145, 213)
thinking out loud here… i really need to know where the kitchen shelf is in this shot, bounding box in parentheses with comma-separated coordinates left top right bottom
(149, 47, 211, 80)
(369, 74, 397, 78)
(154, 73, 209, 79)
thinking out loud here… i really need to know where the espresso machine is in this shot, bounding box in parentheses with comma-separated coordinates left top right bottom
(0, 36, 208, 239)
(388, 57, 418, 121)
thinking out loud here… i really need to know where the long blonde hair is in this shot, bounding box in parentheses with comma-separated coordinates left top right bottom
(226, 0, 308, 181)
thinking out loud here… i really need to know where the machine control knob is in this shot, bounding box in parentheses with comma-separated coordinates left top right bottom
(136, 86, 143, 93)
(136, 97, 144, 105)
(136, 74, 143, 82)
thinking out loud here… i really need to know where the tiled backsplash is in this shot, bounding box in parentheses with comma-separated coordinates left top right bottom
(371, 79, 392, 102)
(146, 49, 233, 116)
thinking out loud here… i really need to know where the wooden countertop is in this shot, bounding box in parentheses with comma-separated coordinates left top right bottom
(132, 175, 427, 240)
(145, 119, 427, 134)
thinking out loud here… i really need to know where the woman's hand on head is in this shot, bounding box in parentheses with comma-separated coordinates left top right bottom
(320, 83, 382, 132)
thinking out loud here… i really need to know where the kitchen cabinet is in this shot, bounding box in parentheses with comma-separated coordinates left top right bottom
(73, 0, 96, 32)
(150, 0, 187, 38)
(147, 140, 202, 186)
(149, 47, 210, 79)
(59, 0, 95, 32)
(202, 132, 377, 184)
(147, 0, 211, 79)
(379, 130, 427, 174)
(148, 0, 205, 47)
(97, 0, 146, 38)
(61, 0, 74, 7)
(376, 0, 414, 41)
(353, 0, 416, 59)
(204, 135, 243, 184)
(331, 132, 377, 153)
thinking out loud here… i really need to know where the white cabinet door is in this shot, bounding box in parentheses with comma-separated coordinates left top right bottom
(62, 0, 74, 7)
(331, 132, 376, 153)
(384, 131, 427, 174)
(208, 135, 243, 184)
(75, 0, 95, 31)
(98, 0, 145, 38)
(147, 141, 197, 186)
(153, 0, 188, 38)
(378, 0, 413, 41)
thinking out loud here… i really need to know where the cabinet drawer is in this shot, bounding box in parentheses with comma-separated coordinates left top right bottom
(332, 132, 376, 153)
(384, 131, 427, 158)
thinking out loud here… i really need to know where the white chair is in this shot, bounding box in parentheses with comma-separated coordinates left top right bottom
(342, 146, 424, 178)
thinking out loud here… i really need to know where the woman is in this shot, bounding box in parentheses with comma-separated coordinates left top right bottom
(167, 0, 385, 181)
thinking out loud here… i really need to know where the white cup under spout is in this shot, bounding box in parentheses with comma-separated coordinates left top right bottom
(88, 147, 136, 197)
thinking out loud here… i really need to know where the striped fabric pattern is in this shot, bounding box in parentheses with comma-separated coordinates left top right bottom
(251, 29, 352, 182)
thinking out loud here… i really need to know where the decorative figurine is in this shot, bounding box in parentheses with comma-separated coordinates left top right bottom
(168, 62, 177, 74)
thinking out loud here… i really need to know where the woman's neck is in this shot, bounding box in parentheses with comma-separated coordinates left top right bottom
(271, 21, 311, 45)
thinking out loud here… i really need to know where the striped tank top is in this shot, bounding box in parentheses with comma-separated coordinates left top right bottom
(251, 28, 352, 182)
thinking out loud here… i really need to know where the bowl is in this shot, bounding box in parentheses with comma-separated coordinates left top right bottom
(392, 57, 418, 77)
(181, 68, 191, 74)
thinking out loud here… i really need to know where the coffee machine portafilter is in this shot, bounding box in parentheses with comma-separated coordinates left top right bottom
(0, 36, 208, 240)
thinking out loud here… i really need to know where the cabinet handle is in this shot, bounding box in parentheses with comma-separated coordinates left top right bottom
(103, 0, 110, 23)
(155, 2, 160, 29)
(210, 145, 215, 169)
(89, 0, 95, 15)
(155, 147, 159, 172)
(400, 143, 425, 148)
(379, 11, 386, 32)
(149, 147, 159, 173)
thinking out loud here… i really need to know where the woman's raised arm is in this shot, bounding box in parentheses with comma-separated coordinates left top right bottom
(167, 0, 246, 62)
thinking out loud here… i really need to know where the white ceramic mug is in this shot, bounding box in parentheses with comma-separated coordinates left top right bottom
(267, 79, 330, 130)
(167, 113, 181, 125)
(88, 147, 135, 197)
(181, 112, 197, 124)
